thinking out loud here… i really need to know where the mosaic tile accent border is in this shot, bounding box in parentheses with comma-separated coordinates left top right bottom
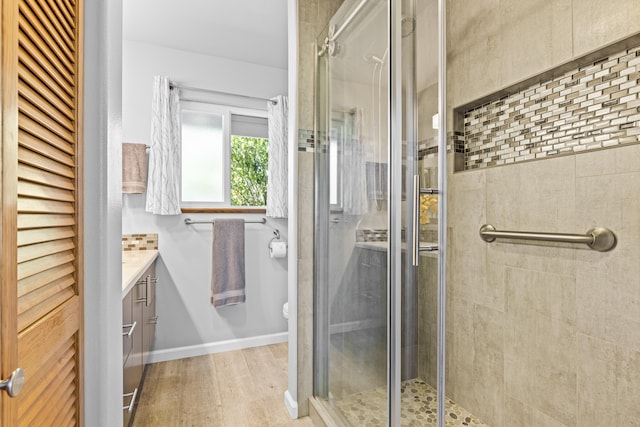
(122, 234, 158, 251)
(418, 132, 462, 160)
(356, 228, 388, 242)
(334, 378, 488, 426)
(461, 43, 640, 170)
(298, 128, 315, 152)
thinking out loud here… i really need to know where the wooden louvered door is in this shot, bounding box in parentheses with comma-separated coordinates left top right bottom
(1, 0, 83, 425)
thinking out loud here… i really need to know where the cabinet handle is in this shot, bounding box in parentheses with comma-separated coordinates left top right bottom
(135, 275, 150, 305)
(150, 315, 158, 324)
(122, 387, 138, 413)
(122, 321, 137, 337)
(143, 276, 157, 307)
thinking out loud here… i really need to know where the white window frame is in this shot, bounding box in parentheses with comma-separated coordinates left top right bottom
(180, 100, 269, 209)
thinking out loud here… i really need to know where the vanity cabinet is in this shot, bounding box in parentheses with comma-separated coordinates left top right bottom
(123, 260, 157, 426)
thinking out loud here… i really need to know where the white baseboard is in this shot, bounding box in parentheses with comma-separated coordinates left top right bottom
(284, 389, 298, 419)
(148, 332, 288, 364)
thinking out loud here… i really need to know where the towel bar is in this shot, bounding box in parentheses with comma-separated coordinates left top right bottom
(184, 217, 266, 225)
(479, 224, 616, 252)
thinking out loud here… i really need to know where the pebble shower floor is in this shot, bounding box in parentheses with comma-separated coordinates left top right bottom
(335, 378, 488, 426)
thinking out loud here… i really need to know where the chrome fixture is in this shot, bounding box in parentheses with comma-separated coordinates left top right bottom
(479, 224, 617, 252)
(0, 368, 25, 397)
(169, 83, 277, 104)
(412, 174, 440, 266)
(123, 388, 139, 413)
(184, 217, 267, 225)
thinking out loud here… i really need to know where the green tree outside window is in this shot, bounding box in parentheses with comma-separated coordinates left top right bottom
(230, 135, 269, 206)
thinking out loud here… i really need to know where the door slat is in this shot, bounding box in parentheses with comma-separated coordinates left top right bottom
(18, 262, 75, 297)
(40, 382, 75, 425)
(18, 9, 74, 79)
(17, 297, 80, 381)
(22, 1, 74, 62)
(19, 80, 74, 131)
(18, 238, 74, 263)
(18, 274, 75, 319)
(18, 54, 73, 109)
(19, 114, 75, 156)
(18, 180, 74, 202)
(18, 213, 75, 229)
(18, 146, 75, 178)
(17, 250, 74, 280)
(19, 97, 74, 142)
(18, 226, 75, 246)
(18, 163, 75, 190)
(53, 0, 75, 34)
(17, 197, 74, 214)
(17, 340, 74, 414)
(17, 130, 74, 168)
(17, 31, 73, 97)
(17, 286, 75, 333)
(34, 1, 74, 52)
(17, 337, 75, 421)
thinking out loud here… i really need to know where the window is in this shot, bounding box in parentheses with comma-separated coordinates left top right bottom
(180, 102, 269, 209)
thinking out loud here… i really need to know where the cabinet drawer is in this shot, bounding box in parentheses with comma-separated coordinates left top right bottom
(123, 351, 142, 427)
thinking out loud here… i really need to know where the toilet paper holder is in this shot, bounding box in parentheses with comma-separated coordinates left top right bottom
(268, 229, 287, 253)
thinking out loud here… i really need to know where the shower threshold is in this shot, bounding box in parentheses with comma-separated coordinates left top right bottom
(329, 378, 488, 426)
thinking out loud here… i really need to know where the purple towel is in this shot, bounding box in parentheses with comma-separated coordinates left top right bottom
(211, 219, 246, 307)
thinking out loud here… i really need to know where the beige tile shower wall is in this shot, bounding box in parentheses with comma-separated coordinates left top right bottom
(447, 147, 640, 426)
(446, 2, 640, 425)
(296, 0, 344, 417)
(447, 0, 640, 127)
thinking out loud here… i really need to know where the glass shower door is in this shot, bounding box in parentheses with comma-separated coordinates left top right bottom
(313, 0, 445, 426)
(314, 0, 391, 424)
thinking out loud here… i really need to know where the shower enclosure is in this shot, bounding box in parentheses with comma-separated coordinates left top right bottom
(312, 0, 640, 426)
(314, 0, 453, 425)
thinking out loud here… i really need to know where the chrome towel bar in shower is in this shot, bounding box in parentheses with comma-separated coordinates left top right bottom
(479, 224, 617, 252)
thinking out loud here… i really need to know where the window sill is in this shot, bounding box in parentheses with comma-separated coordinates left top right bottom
(181, 207, 266, 214)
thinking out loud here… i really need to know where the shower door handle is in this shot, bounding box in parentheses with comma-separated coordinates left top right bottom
(413, 175, 440, 266)
(412, 174, 420, 266)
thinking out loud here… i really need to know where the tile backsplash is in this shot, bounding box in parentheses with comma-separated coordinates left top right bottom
(461, 42, 640, 170)
(122, 234, 158, 251)
(356, 228, 387, 242)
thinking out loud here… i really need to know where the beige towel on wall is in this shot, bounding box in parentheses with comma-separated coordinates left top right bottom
(211, 219, 246, 307)
(122, 143, 148, 193)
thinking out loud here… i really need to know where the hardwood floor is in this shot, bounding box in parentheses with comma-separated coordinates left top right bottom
(133, 342, 315, 427)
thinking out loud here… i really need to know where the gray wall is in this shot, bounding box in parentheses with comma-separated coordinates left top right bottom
(122, 40, 290, 354)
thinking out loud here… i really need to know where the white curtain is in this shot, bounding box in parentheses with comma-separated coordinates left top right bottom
(266, 95, 288, 218)
(343, 109, 368, 215)
(145, 76, 182, 215)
